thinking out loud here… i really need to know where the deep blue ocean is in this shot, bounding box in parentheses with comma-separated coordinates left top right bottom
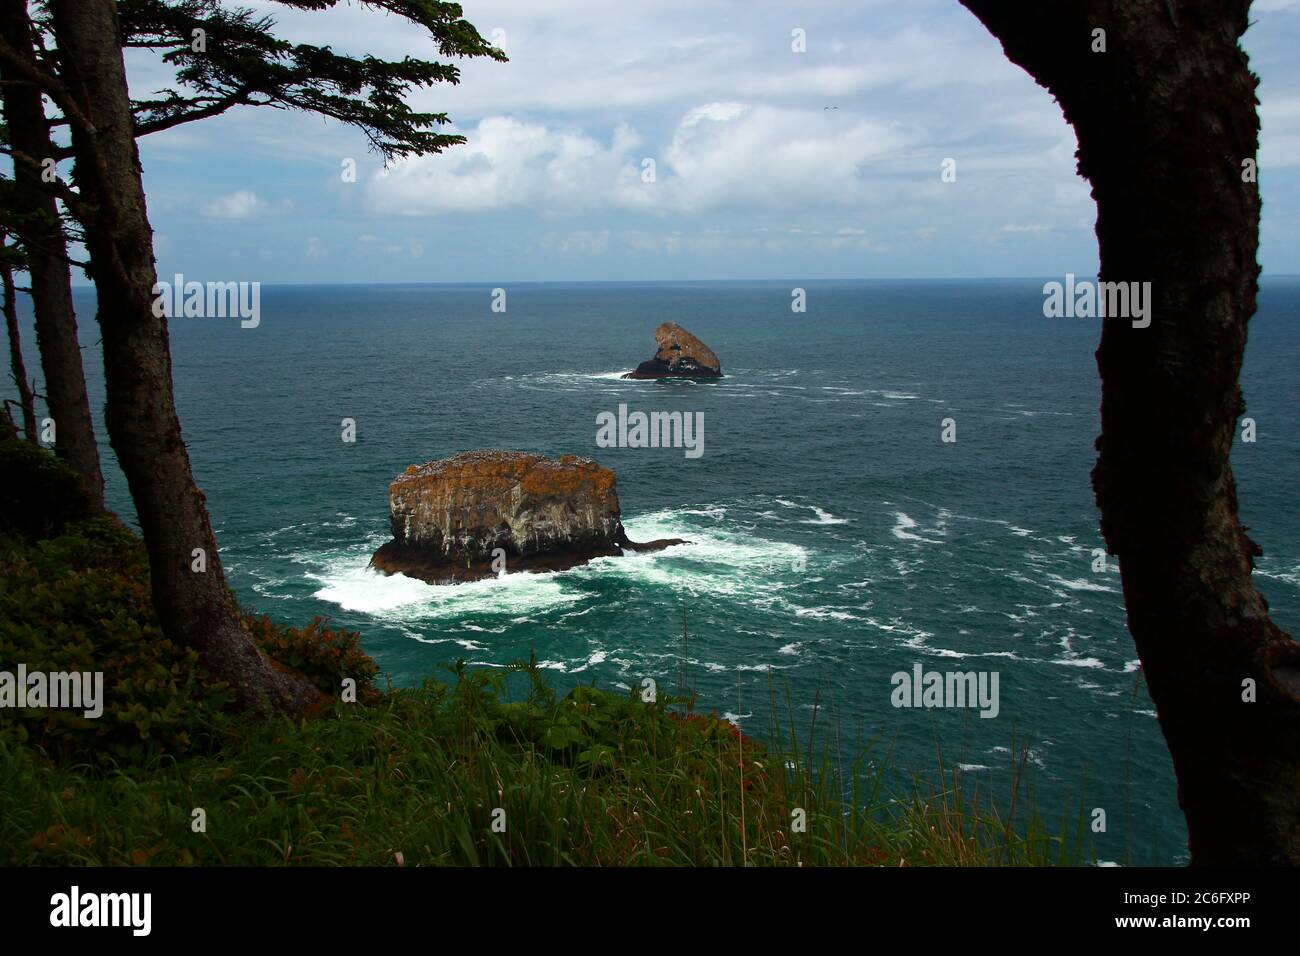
(44, 278, 1300, 865)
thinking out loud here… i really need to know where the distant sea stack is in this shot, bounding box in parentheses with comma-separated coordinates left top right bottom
(370, 451, 687, 585)
(623, 322, 723, 380)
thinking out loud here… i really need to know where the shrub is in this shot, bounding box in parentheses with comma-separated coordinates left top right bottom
(0, 514, 224, 764)
(0, 435, 97, 539)
(243, 614, 381, 704)
(0, 440, 383, 764)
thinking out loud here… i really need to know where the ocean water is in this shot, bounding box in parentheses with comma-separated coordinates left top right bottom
(53, 278, 1300, 866)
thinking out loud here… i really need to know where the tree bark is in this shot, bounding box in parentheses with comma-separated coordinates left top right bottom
(0, 0, 104, 502)
(959, 0, 1300, 865)
(1, 247, 38, 440)
(48, 0, 319, 716)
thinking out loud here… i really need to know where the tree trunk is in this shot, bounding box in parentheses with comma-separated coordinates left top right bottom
(48, 0, 319, 716)
(0, 0, 104, 502)
(1, 249, 38, 440)
(960, 0, 1300, 865)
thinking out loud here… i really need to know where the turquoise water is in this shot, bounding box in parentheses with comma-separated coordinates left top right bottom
(57, 278, 1300, 865)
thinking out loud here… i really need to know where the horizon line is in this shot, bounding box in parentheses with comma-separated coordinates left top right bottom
(67, 273, 1300, 289)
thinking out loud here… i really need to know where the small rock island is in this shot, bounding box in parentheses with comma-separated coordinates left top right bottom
(370, 450, 687, 585)
(623, 322, 723, 379)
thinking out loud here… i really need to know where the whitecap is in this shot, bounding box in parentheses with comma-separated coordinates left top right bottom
(891, 512, 942, 543)
(1046, 574, 1116, 593)
(1053, 656, 1106, 669)
(800, 505, 850, 525)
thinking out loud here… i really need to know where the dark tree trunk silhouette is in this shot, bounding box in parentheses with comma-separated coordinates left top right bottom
(0, 0, 104, 502)
(960, 0, 1300, 864)
(48, 0, 318, 715)
(1, 245, 37, 440)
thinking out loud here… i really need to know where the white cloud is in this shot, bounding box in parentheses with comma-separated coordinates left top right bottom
(365, 116, 647, 215)
(200, 190, 278, 219)
(365, 103, 928, 217)
(361, 94, 1093, 234)
(659, 102, 909, 210)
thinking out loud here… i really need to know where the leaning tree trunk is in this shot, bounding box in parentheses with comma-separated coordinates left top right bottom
(49, 0, 319, 716)
(0, 0, 104, 502)
(959, 0, 1300, 865)
(1, 248, 38, 441)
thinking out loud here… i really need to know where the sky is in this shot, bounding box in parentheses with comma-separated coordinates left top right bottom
(119, 0, 1300, 285)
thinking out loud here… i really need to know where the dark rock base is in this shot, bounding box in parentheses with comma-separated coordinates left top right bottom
(622, 358, 723, 380)
(370, 529, 689, 586)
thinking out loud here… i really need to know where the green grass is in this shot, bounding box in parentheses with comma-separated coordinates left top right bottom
(0, 664, 1088, 866)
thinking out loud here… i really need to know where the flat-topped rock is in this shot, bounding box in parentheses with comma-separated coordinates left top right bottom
(623, 322, 723, 379)
(370, 450, 686, 584)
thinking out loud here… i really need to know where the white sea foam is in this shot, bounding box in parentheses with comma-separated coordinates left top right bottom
(678, 506, 728, 519)
(1257, 564, 1300, 586)
(905, 637, 968, 659)
(892, 512, 921, 540)
(1046, 574, 1116, 593)
(570, 649, 608, 672)
(1053, 656, 1106, 669)
(305, 507, 806, 621)
(891, 512, 942, 543)
(801, 505, 850, 525)
(307, 542, 583, 620)
(791, 606, 859, 621)
(310, 563, 441, 613)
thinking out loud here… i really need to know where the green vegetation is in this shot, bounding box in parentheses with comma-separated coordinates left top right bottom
(0, 439, 1085, 865)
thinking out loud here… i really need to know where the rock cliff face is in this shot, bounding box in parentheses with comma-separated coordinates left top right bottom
(370, 450, 685, 584)
(623, 322, 722, 379)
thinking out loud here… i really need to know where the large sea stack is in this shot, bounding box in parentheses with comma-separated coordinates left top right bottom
(623, 322, 723, 380)
(370, 451, 685, 584)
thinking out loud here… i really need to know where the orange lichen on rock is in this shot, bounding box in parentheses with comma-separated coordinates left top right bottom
(371, 450, 688, 585)
(372, 451, 674, 585)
